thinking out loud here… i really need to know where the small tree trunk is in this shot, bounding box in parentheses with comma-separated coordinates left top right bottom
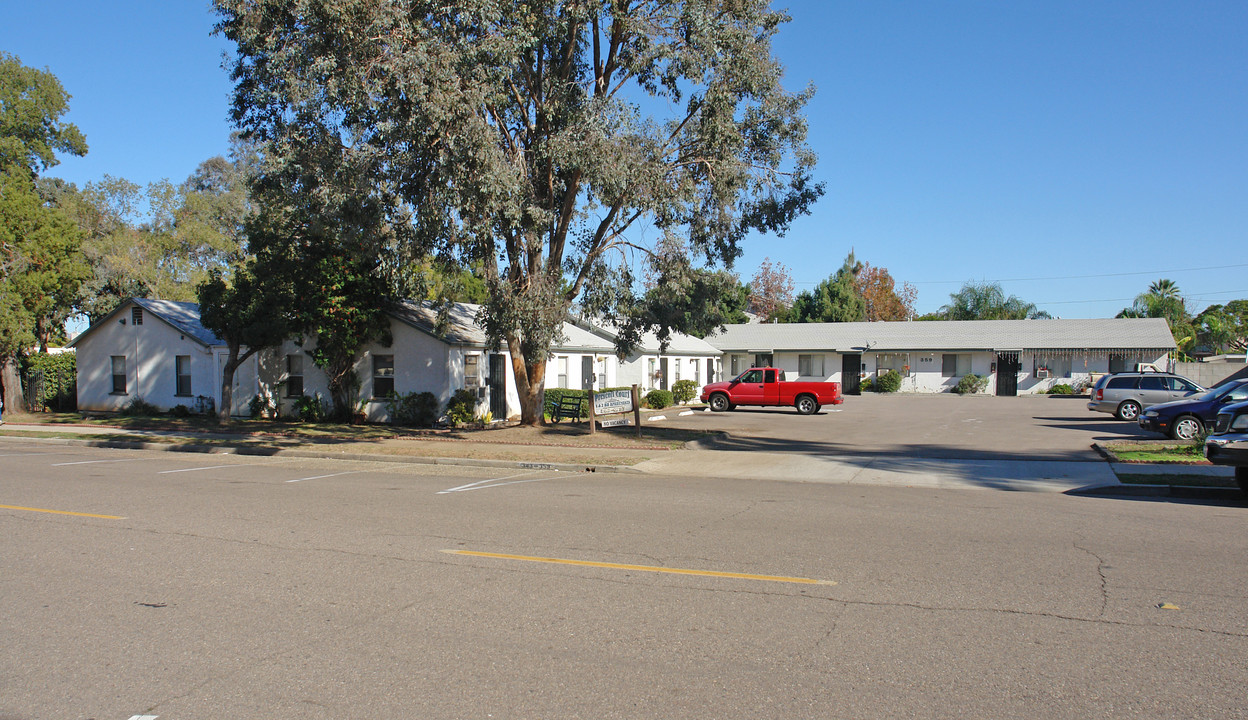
(326, 357, 355, 422)
(218, 342, 243, 423)
(35, 316, 49, 353)
(2, 355, 26, 416)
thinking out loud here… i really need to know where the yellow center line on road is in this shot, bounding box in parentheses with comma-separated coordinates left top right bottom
(0, 504, 126, 520)
(443, 550, 836, 586)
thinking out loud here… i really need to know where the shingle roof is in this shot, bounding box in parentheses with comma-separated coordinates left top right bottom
(573, 317, 723, 356)
(133, 298, 225, 346)
(391, 301, 616, 352)
(390, 301, 487, 345)
(705, 318, 1176, 353)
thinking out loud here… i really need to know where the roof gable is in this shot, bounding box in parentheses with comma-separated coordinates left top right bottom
(69, 298, 225, 349)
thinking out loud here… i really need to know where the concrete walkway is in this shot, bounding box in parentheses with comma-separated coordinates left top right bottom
(635, 449, 1123, 493)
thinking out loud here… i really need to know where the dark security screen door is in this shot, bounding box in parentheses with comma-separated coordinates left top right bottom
(996, 352, 1020, 396)
(489, 354, 507, 418)
(841, 354, 862, 395)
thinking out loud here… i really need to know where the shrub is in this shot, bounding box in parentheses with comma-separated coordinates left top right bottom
(1046, 383, 1075, 395)
(672, 379, 698, 404)
(543, 388, 589, 419)
(248, 394, 279, 419)
(874, 369, 902, 393)
(293, 393, 329, 422)
(953, 374, 989, 395)
(446, 388, 480, 425)
(119, 396, 161, 417)
(645, 388, 674, 409)
(860, 377, 874, 392)
(170, 404, 191, 418)
(384, 391, 439, 427)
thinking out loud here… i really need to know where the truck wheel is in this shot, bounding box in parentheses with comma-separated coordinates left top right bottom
(795, 395, 818, 415)
(709, 393, 731, 412)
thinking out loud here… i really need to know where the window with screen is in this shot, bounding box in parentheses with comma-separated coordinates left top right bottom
(373, 355, 395, 398)
(286, 354, 304, 397)
(175, 356, 192, 396)
(111, 356, 127, 394)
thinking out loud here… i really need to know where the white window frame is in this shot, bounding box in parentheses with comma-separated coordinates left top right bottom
(798, 354, 825, 378)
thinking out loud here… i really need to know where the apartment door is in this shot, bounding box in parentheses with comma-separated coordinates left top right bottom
(841, 354, 862, 395)
(488, 354, 507, 418)
(996, 352, 1020, 396)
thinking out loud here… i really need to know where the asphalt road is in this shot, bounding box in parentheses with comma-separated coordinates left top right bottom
(3, 439, 1245, 719)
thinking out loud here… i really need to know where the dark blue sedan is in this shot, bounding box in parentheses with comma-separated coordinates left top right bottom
(1138, 378, 1248, 441)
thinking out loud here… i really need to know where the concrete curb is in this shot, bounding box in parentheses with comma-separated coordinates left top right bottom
(0, 434, 642, 476)
(1077, 483, 1246, 502)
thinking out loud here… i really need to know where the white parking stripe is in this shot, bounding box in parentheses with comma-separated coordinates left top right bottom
(438, 471, 540, 494)
(439, 473, 564, 494)
(51, 458, 138, 467)
(286, 470, 362, 483)
(157, 464, 251, 475)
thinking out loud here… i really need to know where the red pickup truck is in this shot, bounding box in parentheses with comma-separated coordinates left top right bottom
(700, 367, 843, 415)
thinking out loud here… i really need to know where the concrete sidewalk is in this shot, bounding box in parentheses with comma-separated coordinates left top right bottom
(2, 421, 1239, 497)
(635, 449, 1122, 493)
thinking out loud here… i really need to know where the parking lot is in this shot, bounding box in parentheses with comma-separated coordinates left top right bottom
(657, 391, 1146, 462)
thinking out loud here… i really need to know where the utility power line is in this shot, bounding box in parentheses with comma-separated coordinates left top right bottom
(794, 262, 1248, 287)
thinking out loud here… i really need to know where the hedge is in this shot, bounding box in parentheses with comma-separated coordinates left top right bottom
(20, 352, 77, 411)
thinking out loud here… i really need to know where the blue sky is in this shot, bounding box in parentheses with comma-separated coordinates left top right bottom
(3, 1, 1244, 318)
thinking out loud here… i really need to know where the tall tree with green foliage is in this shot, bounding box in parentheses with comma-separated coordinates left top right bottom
(41, 142, 255, 322)
(197, 252, 295, 423)
(940, 281, 1049, 320)
(0, 52, 87, 178)
(1192, 300, 1247, 355)
(790, 251, 865, 323)
(0, 171, 90, 350)
(1, 53, 89, 414)
(215, 0, 821, 425)
(245, 166, 399, 420)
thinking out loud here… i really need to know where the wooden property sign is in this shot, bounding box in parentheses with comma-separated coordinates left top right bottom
(593, 389, 633, 415)
(588, 385, 642, 437)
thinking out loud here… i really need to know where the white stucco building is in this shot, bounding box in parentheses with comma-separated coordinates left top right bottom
(70, 298, 722, 420)
(707, 318, 1177, 395)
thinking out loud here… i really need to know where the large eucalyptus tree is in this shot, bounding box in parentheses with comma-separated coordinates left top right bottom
(215, 0, 821, 424)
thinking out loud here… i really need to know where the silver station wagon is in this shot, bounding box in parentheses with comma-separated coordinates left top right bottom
(1087, 371, 1205, 421)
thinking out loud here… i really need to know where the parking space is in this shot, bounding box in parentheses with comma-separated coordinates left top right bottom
(654, 393, 1147, 461)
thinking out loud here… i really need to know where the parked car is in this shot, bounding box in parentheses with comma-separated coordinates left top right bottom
(1204, 399, 1248, 493)
(700, 367, 843, 415)
(1138, 378, 1248, 440)
(1086, 371, 1204, 421)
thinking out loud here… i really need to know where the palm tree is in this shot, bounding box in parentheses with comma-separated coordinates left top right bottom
(1147, 278, 1181, 300)
(1128, 278, 1187, 329)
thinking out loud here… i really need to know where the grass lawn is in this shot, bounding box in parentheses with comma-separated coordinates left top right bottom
(1102, 441, 1207, 464)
